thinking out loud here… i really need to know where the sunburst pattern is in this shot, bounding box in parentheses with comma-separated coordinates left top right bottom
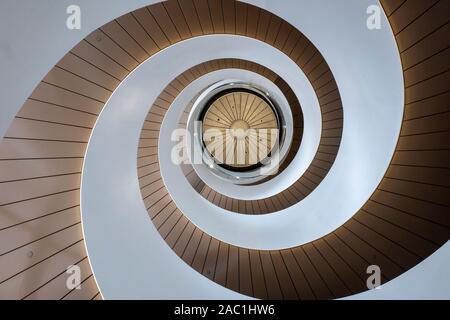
(202, 91, 278, 169)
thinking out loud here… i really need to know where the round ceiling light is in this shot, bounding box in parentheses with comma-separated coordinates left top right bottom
(201, 89, 279, 172)
(187, 80, 292, 185)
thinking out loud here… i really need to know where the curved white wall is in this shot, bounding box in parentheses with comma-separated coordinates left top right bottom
(160, 62, 321, 200)
(81, 3, 403, 297)
(1, 0, 448, 300)
(0, 0, 158, 139)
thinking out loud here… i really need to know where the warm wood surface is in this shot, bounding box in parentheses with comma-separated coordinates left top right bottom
(137, 0, 450, 299)
(0, 0, 448, 299)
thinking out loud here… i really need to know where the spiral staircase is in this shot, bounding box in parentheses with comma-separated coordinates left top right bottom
(0, 0, 449, 299)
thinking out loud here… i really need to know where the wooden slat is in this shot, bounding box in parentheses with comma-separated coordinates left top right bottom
(1, 0, 447, 301)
